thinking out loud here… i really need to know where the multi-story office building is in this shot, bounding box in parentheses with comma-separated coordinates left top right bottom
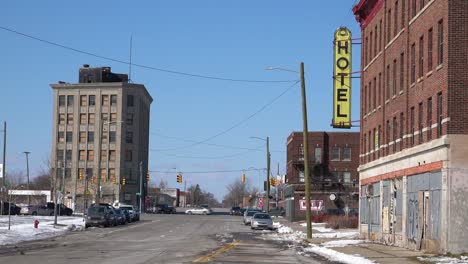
(50, 65, 152, 212)
(282, 131, 360, 221)
(354, 0, 468, 253)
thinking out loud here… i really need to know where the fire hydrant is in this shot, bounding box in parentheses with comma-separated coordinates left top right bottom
(34, 220, 39, 229)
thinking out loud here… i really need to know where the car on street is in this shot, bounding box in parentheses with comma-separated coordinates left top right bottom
(243, 208, 262, 223)
(243, 210, 262, 225)
(121, 208, 132, 223)
(118, 204, 140, 221)
(250, 213, 274, 230)
(85, 205, 117, 228)
(156, 204, 177, 214)
(0, 202, 21, 215)
(113, 208, 127, 225)
(269, 207, 285, 217)
(23, 202, 73, 216)
(230, 206, 242, 216)
(185, 207, 212, 215)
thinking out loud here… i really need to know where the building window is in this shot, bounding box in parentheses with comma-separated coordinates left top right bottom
(379, 20, 383, 51)
(86, 168, 93, 179)
(87, 150, 94, 161)
(386, 120, 390, 155)
(125, 150, 132, 162)
(377, 125, 381, 157)
(89, 95, 95, 106)
(65, 168, 71, 179)
(67, 114, 74, 125)
(400, 113, 404, 150)
(363, 134, 367, 158)
(58, 114, 65, 125)
(370, 31, 373, 59)
(374, 25, 378, 55)
(66, 132, 72, 143)
(101, 131, 108, 144)
(428, 28, 433, 71)
(109, 150, 116, 161)
(343, 171, 351, 183)
(401, 0, 406, 28)
(420, 0, 425, 9)
(412, 0, 416, 17)
(393, 117, 397, 153)
(57, 151, 64, 162)
(373, 77, 377, 109)
(109, 169, 116, 179)
(125, 168, 133, 180)
(80, 114, 87, 125)
(419, 35, 424, 78)
(437, 92, 442, 137)
(126, 131, 133, 144)
(127, 95, 134, 107)
(102, 95, 109, 106)
(88, 131, 94, 143)
(418, 102, 423, 144)
(101, 150, 107, 161)
(58, 132, 64, 143)
(378, 73, 382, 105)
(411, 43, 416, 83)
(427, 97, 432, 140)
(126, 113, 133, 126)
(437, 19, 443, 65)
(79, 132, 86, 143)
(109, 131, 116, 143)
(59, 95, 65, 106)
(101, 169, 107, 182)
(298, 144, 304, 160)
(67, 95, 74, 106)
(387, 9, 392, 42)
(110, 95, 117, 106)
(315, 147, 322, 163)
(364, 85, 367, 114)
(394, 1, 398, 36)
(66, 150, 72, 161)
(110, 113, 117, 122)
(410, 107, 415, 146)
(393, 59, 397, 96)
(365, 36, 368, 65)
(400, 52, 405, 91)
(101, 113, 108, 121)
(386, 65, 390, 100)
(88, 113, 95, 124)
(343, 147, 351, 161)
(331, 146, 340, 161)
(80, 95, 87, 107)
(79, 150, 86, 161)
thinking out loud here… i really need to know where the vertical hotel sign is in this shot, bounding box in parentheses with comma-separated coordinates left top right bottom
(332, 27, 352, 128)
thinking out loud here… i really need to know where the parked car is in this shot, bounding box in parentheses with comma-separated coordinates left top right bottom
(24, 202, 73, 216)
(85, 205, 117, 228)
(243, 208, 262, 223)
(156, 204, 176, 214)
(118, 204, 140, 221)
(113, 208, 127, 225)
(185, 207, 212, 215)
(230, 206, 242, 216)
(240, 208, 247, 215)
(0, 201, 21, 215)
(269, 207, 285, 217)
(243, 210, 262, 225)
(121, 208, 132, 223)
(250, 213, 274, 230)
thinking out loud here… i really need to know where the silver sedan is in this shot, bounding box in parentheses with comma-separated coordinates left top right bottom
(185, 207, 212, 215)
(250, 213, 274, 230)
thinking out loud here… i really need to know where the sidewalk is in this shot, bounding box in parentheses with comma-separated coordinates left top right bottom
(274, 217, 427, 264)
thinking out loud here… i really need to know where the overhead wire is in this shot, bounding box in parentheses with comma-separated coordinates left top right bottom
(150, 168, 266, 174)
(0, 25, 297, 83)
(152, 144, 264, 159)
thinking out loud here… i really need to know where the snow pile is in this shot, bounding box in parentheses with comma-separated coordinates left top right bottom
(304, 244, 375, 264)
(273, 222, 282, 228)
(0, 216, 85, 246)
(277, 226, 294, 234)
(417, 255, 468, 264)
(320, 239, 364, 248)
(313, 230, 359, 239)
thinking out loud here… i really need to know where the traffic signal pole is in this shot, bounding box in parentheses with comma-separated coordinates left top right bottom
(266, 136, 270, 213)
(139, 161, 143, 214)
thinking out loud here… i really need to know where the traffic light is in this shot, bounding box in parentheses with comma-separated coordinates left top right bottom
(79, 169, 84, 180)
(241, 173, 245, 184)
(269, 178, 277, 187)
(177, 174, 182, 183)
(112, 176, 116, 184)
(146, 172, 150, 182)
(122, 178, 126, 186)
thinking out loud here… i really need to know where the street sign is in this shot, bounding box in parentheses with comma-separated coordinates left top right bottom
(299, 199, 324, 211)
(258, 197, 263, 209)
(136, 192, 141, 196)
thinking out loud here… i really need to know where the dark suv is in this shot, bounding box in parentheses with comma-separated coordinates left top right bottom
(85, 205, 116, 228)
(157, 204, 176, 214)
(230, 206, 241, 216)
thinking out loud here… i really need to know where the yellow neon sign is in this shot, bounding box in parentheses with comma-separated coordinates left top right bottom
(333, 27, 352, 129)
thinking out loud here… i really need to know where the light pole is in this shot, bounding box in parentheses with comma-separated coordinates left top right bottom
(24, 151, 31, 206)
(250, 136, 270, 213)
(97, 120, 123, 204)
(266, 62, 312, 239)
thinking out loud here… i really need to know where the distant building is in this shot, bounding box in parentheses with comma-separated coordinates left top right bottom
(50, 65, 152, 212)
(353, 0, 468, 254)
(282, 131, 360, 221)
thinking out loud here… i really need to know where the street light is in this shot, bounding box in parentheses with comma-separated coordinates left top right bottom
(266, 62, 312, 239)
(250, 136, 270, 213)
(96, 120, 124, 204)
(23, 151, 31, 206)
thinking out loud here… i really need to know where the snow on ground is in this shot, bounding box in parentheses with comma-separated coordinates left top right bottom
(417, 256, 468, 264)
(303, 243, 375, 264)
(0, 215, 85, 246)
(320, 239, 365, 248)
(313, 230, 359, 239)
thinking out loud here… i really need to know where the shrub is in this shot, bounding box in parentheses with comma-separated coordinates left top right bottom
(325, 216, 358, 229)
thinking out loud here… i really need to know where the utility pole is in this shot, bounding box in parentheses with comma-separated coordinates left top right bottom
(1, 122, 6, 216)
(96, 119, 104, 204)
(300, 62, 312, 239)
(24, 151, 31, 206)
(139, 161, 143, 213)
(266, 136, 270, 213)
(184, 179, 186, 207)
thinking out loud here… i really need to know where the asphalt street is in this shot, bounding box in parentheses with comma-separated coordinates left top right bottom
(0, 209, 331, 264)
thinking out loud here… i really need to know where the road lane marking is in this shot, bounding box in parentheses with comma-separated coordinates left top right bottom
(192, 240, 240, 263)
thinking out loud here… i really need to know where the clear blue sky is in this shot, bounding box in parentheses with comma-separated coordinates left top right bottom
(0, 1, 361, 201)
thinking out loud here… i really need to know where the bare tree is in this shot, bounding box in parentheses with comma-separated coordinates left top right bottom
(223, 179, 253, 207)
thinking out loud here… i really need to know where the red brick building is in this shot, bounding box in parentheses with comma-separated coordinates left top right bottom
(282, 131, 360, 221)
(353, 0, 468, 254)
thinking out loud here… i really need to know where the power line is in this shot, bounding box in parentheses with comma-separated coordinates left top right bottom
(0, 25, 298, 84)
(150, 168, 266, 174)
(156, 80, 300, 152)
(151, 144, 264, 159)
